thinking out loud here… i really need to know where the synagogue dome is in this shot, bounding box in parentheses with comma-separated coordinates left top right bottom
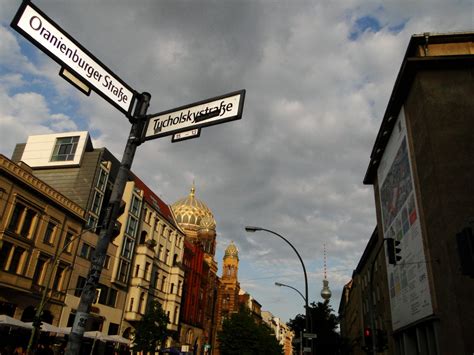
(171, 185, 216, 232)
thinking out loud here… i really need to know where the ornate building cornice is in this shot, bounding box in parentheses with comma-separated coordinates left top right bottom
(0, 154, 85, 220)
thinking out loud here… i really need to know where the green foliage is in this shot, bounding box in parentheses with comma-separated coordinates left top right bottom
(132, 300, 170, 353)
(218, 307, 283, 355)
(287, 301, 341, 355)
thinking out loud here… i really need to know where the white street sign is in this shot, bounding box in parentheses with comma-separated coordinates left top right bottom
(11, 2, 136, 115)
(144, 90, 245, 141)
(172, 128, 201, 143)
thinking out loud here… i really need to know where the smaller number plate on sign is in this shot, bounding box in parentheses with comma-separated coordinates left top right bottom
(172, 128, 201, 143)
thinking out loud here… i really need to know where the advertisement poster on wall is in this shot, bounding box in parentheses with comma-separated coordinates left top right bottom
(377, 109, 433, 331)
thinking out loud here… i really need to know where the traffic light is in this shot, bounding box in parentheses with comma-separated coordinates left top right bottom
(456, 226, 474, 277)
(364, 327, 373, 349)
(376, 329, 388, 352)
(32, 316, 43, 329)
(386, 238, 402, 265)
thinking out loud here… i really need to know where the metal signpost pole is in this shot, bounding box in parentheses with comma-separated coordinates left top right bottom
(65, 93, 151, 355)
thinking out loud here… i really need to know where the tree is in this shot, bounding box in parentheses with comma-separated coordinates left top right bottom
(133, 300, 170, 353)
(218, 307, 283, 355)
(288, 301, 341, 355)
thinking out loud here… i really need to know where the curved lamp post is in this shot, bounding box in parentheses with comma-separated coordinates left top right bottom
(245, 226, 310, 353)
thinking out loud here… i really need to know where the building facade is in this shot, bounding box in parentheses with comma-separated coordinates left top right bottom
(362, 32, 474, 354)
(0, 154, 84, 347)
(338, 228, 394, 355)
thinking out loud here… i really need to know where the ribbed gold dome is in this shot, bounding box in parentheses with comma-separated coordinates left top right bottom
(171, 185, 216, 231)
(224, 241, 239, 259)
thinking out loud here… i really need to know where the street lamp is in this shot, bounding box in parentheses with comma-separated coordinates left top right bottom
(245, 226, 310, 353)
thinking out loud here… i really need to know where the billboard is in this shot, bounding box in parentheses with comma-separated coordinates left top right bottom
(377, 109, 433, 330)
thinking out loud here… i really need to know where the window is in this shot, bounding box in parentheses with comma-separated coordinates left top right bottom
(144, 262, 151, 280)
(103, 255, 111, 269)
(138, 292, 146, 314)
(135, 264, 140, 277)
(165, 249, 170, 265)
(152, 270, 159, 289)
(129, 298, 134, 312)
(50, 136, 79, 161)
(63, 231, 74, 254)
(43, 221, 57, 244)
(91, 191, 103, 215)
(8, 247, 26, 274)
(86, 214, 98, 230)
(8, 202, 37, 238)
(0, 242, 13, 270)
(32, 256, 48, 285)
(117, 259, 130, 283)
(75, 276, 86, 297)
(158, 245, 164, 260)
(161, 276, 167, 292)
(96, 168, 108, 191)
(121, 237, 134, 259)
(125, 216, 138, 237)
(130, 195, 141, 217)
(79, 243, 94, 260)
(170, 283, 174, 294)
(52, 264, 67, 291)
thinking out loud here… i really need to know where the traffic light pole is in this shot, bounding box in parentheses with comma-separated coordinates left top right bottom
(65, 93, 151, 355)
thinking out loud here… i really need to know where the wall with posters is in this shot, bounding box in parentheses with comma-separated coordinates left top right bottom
(377, 109, 432, 331)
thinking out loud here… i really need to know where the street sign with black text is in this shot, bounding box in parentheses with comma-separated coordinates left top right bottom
(11, 1, 137, 116)
(143, 90, 245, 141)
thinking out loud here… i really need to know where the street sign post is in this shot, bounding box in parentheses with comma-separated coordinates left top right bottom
(11, 1, 136, 116)
(143, 90, 245, 141)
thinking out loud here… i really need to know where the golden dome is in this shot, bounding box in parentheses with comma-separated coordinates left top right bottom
(171, 185, 216, 231)
(224, 241, 239, 260)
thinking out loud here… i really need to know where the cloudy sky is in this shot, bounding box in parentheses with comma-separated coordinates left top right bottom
(0, 0, 472, 323)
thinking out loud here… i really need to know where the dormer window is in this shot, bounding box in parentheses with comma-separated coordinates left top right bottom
(51, 136, 79, 161)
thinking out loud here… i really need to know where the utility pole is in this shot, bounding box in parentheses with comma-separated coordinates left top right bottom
(65, 93, 151, 355)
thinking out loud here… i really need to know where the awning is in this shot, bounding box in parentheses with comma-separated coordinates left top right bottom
(0, 315, 32, 329)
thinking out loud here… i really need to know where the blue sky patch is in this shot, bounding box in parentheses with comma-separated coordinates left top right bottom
(349, 15, 382, 41)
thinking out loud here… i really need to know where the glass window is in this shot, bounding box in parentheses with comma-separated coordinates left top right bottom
(118, 259, 130, 283)
(52, 264, 67, 291)
(20, 209, 36, 238)
(108, 288, 117, 307)
(122, 237, 134, 259)
(32, 256, 48, 285)
(8, 203, 24, 232)
(51, 136, 79, 161)
(8, 247, 25, 274)
(130, 195, 141, 217)
(64, 231, 74, 254)
(125, 216, 138, 237)
(96, 168, 108, 191)
(75, 276, 86, 297)
(0, 242, 13, 270)
(103, 255, 111, 269)
(91, 191, 103, 215)
(43, 221, 57, 244)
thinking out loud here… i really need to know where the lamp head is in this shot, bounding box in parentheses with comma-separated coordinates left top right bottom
(245, 226, 261, 232)
(275, 282, 283, 287)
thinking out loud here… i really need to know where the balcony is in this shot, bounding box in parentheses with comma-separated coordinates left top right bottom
(124, 310, 143, 322)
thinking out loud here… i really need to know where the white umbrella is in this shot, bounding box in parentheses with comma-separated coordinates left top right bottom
(83, 330, 105, 340)
(0, 315, 32, 329)
(101, 334, 131, 345)
(24, 322, 71, 334)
